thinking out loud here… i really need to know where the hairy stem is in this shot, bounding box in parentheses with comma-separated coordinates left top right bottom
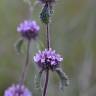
(19, 40, 31, 85)
(46, 23, 51, 49)
(45, 3, 51, 49)
(43, 3, 51, 96)
(43, 23, 50, 96)
(43, 69, 49, 96)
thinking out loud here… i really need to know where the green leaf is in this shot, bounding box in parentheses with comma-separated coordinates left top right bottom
(55, 68, 69, 90)
(14, 38, 24, 54)
(34, 70, 43, 90)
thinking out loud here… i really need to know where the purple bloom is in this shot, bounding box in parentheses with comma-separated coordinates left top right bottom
(17, 20, 40, 40)
(38, 0, 55, 4)
(33, 48, 63, 70)
(4, 84, 32, 96)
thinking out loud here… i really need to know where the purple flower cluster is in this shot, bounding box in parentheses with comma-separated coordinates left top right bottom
(4, 84, 32, 96)
(38, 0, 55, 4)
(33, 48, 63, 70)
(17, 20, 40, 40)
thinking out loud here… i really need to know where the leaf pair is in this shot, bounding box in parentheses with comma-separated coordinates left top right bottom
(34, 68, 69, 92)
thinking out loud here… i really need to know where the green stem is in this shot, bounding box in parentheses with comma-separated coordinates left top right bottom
(46, 23, 51, 49)
(20, 40, 31, 85)
(43, 3, 51, 96)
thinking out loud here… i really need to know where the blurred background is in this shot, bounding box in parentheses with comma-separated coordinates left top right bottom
(0, 0, 96, 96)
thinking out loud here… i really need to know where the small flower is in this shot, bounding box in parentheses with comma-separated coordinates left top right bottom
(33, 48, 63, 70)
(17, 20, 40, 40)
(38, 0, 55, 4)
(4, 84, 32, 96)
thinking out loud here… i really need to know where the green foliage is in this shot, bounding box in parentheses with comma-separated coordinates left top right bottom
(55, 68, 69, 90)
(14, 38, 24, 54)
(34, 70, 43, 89)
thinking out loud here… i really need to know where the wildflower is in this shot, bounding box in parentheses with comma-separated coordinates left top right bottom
(4, 84, 32, 96)
(33, 48, 63, 70)
(17, 20, 40, 40)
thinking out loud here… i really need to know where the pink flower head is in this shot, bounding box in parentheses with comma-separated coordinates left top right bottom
(4, 84, 32, 96)
(33, 48, 63, 70)
(17, 20, 40, 40)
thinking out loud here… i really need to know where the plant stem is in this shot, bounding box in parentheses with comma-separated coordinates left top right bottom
(43, 69, 49, 96)
(46, 23, 51, 49)
(43, 3, 51, 96)
(19, 40, 31, 85)
(42, 23, 50, 96)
